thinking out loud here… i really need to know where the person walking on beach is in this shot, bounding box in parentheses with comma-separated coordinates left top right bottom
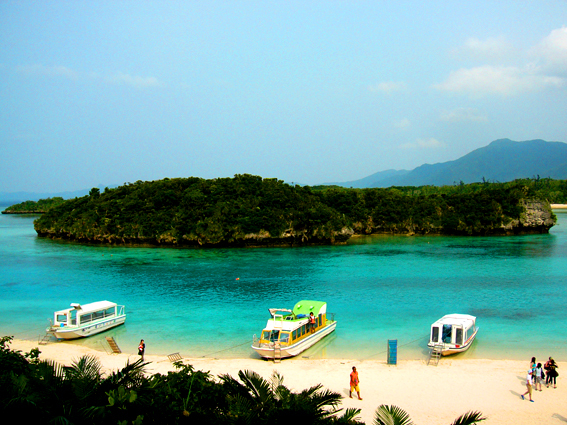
(349, 366, 362, 400)
(138, 339, 145, 361)
(545, 357, 559, 388)
(521, 369, 534, 402)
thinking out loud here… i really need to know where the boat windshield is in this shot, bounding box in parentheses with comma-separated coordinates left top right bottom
(442, 324, 452, 343)
(261, 330, 281, 342)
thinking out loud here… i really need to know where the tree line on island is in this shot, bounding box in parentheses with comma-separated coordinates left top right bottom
(4, 175, 562, 246)
(0, 336, 485, 425)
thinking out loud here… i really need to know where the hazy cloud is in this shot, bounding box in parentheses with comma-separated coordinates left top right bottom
(533, 26, 567, 75)
(434, 65, 563, 97)
(440, 107, 487, 122)
(400, 138, 444, 150)
(437, 28, 567, 97)
(394, 118, 411, 129)
(453, 36, 514, 61)
(368, 81, 407, 94)
(109, 72, 163, 88)
(16, 64, 78, 80)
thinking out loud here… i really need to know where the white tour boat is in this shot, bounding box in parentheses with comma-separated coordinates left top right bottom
(428, 314, 478, 356)
(46, 301, 126, 339)
(252, 300, 337, 360)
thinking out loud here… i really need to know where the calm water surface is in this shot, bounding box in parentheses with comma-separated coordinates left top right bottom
(1, 207, 566, 361)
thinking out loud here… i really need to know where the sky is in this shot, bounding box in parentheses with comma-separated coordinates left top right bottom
(1, 1, 566, 193)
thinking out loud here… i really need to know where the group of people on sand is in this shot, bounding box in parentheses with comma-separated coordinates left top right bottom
(521, 356, 559, 402)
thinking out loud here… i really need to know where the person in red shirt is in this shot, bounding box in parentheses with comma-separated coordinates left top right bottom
(349, 366, 362, 400)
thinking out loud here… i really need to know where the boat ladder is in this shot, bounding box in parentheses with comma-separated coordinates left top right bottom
(105, 337, 122, 354)
(273, 342, 281, 363)
(38, 333, 51, 345)
(428, 345, 443, 366)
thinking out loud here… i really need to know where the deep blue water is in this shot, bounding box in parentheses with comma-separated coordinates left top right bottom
(1, 207, 566, 361)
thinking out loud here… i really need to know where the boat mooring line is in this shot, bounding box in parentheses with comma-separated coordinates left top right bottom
(361, 335, 428, 360)
(199, 339, 252, 358)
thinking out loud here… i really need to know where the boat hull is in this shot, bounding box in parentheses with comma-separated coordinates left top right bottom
(252, 321, 337, 359)
(47, 315, 126, 339)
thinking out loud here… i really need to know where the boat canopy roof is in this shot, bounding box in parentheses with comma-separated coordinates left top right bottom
(269, 308, 293, 316)
(56, 301, 118, 314)
(292, 300, 327, 317)
(432, 314, 476, 328)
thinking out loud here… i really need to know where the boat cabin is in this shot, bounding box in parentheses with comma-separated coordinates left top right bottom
(257, 300, 328, 348)
(429, 314, 476, 348)
(51, 301, 123, 328)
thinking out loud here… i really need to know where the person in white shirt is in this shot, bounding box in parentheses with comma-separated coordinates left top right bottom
(521, 369, 535, 402)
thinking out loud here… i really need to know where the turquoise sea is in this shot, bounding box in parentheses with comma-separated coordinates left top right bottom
(1, 206, 566, 361)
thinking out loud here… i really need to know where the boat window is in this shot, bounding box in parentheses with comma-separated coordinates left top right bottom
(80, 313, 93, 324)
(431, 326, 439, 343)
(280, 332, 290, 345)
(261, 330, 271, 341)
(269, 330, 280, 342)
(56, 314, 67, 323)
(442, 324, 452, 343)
(456, 328, 463, 345)
(105, 307, 115, 317)
(292, 330, 297, 341)
(70, 310, 77, 325)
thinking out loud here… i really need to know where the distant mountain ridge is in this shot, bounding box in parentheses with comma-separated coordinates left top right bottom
(2, 139, 566, 203)
(329, 139, 567, 188)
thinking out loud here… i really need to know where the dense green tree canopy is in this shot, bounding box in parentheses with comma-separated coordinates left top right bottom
(31, 175, 557, 246)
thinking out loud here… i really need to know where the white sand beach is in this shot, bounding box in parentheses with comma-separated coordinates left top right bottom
(551, 204, 567, 209)
(9, 339, 566, 425)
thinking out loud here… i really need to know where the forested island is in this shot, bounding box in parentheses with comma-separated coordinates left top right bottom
(1, 197, 65, 214)
(31, 175, 557, 247)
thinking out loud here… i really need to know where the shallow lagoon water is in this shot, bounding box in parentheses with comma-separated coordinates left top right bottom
(1, 207, 566, 361)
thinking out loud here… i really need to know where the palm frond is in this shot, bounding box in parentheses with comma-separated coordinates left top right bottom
(335, 407, 363, 424)
(373, 404, 414, 425)
(64, 354, 102, 382)
(238, 370, 274, 403)
(449, 411, 486, 425)
(36, 359, 66, 384)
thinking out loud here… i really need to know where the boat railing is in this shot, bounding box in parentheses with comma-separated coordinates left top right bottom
(328, 312, 336, 322)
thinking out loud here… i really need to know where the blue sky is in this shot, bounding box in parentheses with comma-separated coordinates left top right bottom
(1, 1, 566, 193)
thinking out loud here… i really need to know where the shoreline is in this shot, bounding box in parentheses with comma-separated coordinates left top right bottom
(8, 338, 566, 424)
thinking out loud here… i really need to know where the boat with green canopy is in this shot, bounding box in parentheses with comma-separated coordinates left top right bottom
(251, 300, 337, 360)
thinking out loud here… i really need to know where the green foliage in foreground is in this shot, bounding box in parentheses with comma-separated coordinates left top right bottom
(32, 175, 558, 246)
(0, 336, 361, 424)
(0, 336, 486, 425)
(373, 404, 486, 425)
(2, 197, 65, 213)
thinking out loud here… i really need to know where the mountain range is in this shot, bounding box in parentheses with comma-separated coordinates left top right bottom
(325, 138, 567, 188)
(2, 138, 566, 203)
